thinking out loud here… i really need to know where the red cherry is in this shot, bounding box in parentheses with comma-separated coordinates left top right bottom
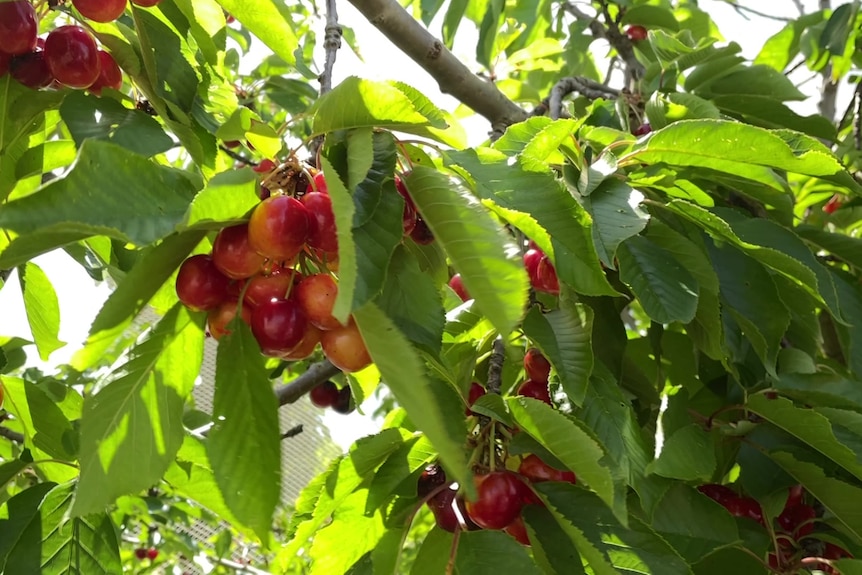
(524, 348, 551, 383)
(0, 1, 38, 56)
(785, 484, 804, 510)
(724, 496, 764, 525)
(10, 50, 54, 89)
(248, 195, 310, 261)
(633, 123, 652, 136)
(131, 0, 161, 6)
(697, 484, 737, 506)
(395, 175, 415, 210)
(243, 267, 300, 308)
(250, 298, 307, 356)
(523, 249, 544, 288)
(331, 385, 354, 414)
(302, 191, 338, 253)
(777, 504, 816, 538)
(465, 382, 486, 416)
(518, 454, 577, 484)
(295, 273, 341, 330)
(44, 26, 101, 89)
(253, 159, 276, 174)
(823, 542, 853, 559)
(449, 274, 470, 302)
(146, 548, 159, 560)
(427, 488, 463, 532)
(72, 0, 127, 22)
(309, 380, 339, 408)
(280, 323, 321, 361)
(417, 464, 447, 498)
(224, 140, 241, 149)
(625, 25, 648, 42)
(504, 516, 530, 546)
(88, 50, 122, 95)
(176, 254, 231, 311)
(402, 201, 418, 236)
(212, 224, 266, 280)
(464, 472, 527, 530)
(207, 299, 251, 340)
(134, 548, 147, 560)
(320, 320, 372, 372)
(312, 172, 328, 194)
(823, 194, 842, 214)
(410, 217, 434, 245)
(536, 256, 560, 294)
(516, 379, 551, 405)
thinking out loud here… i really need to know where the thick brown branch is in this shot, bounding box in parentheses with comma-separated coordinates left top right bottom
(548, 76, 620, 119)
(274, 359, 341, 405)
(0, 426, 24, 443)
(345, 0, 527, 134)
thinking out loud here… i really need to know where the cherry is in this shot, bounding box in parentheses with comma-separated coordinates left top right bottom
(72, 0, 127, 22)
(312, 172, 328, 194)
(10, 50, 54, 89)
(248, 195, 310, 261)
(465, 472, 527, 530)
(309, 380, 339, 408)
(427, 488, 460, 532)
(625, 25, 648, 42)
(823, 194, 842, 214)
(449, 274, 470, 302)
(823, 542, 852, 560)
(535, 256, 560, 294)
(146, 548, 159, 560)
(402, 201, 418, 236)
(517, 379, 551, 405)
(224, 140, 241, 149)
(302, 192, 338, 253)
(243, 267, 300, 308)
(633, 123, 652, 136)
(417, 464, 447, 498)
(524, 348, 551, 383)
(777, 503, 816, 538)
(259, 186, 272, 200)
(253, 158, 276, 174)
(697, 484, 737, 506)
(331, 385, 354, 414)
(206, 299, 251, 340)
(320, 320, 372, 372)
(131, 0, 162, 6)
(465, 382, 486, 416)
(523, 249, 544, 287)
(134, 548, 147, 560)
(280, 323, 321, 360)
(724, 496, 764, 525)
(45, 26, 102, 89)
(410, 217, 434, 245)
(395, 175, 415, 210)
(212, 224, 266, 280)
(518, 454, 577, 484)
(176, 254, 231, 311)
(504, 516, 530, 546)
(0, 1, 38, 56)
(785, 484, 804, 511)
(295, 273, 341, 330)
(250, 299, 307, 356)
(88, 50, 122, 95)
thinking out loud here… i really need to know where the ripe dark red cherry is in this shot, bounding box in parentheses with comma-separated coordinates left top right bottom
(88, 51, 122, 95)
(134, 548, 147, 560)
(309, 380, 339, 408)
(253, 159, 277, 174)
(697, 484, 737, 506)
(250, 299, 307, 356)
(146, 548, 159, 560)
(523, 249, 543, 287)
(449, 274, 470, 302)
(243, 267, 299, 308)
(626, 25, 648, 42)
(295, 274, 341, 330)
(465, 472, 526, 530)
(331, 385, 354, 414)
(131, 0, 162, 6)
(395, 175, 415, 209)
(320, 320, 372, 372)
(44, 26, 101, 89)
(248, 195, 310, 261)
(465, 382, 485, 416)
(206, 299, 251, 340)
(176, 254, 231, 311)
(724, 496, 764, 525)
(410, 217, 434, 245)
(312, 172, 328, 194)
(536, 256, 560, 294)
(785, 484, 804, 509)
(212, 224, 266, 279)
(518, 454, 577, 484)
(517, 379, 551, 405)
(72, 0, 128, 23)
(777, 504, 816, 538)
(402, 201, 418, 236)
(0, 1, 38, 56)
(302, 191, 338, 253)
(504, 516, 530, 546)
(10, 51, 54, 89)
(417, 464, 447, 498)
(524, 348, 551, 383)
(633, 123, 652, 136)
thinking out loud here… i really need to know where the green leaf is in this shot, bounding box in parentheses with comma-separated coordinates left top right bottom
(5, 482, 121, 575)
(647, 424, 716, 481)
(183, 168, 260, 230)
(411, 528, 452, 575)
(24, 382, 76, 461)
(617, 235, 699, 324)
(15, 141, 77, 181)
(712, 95, 836, 141)
(696, 65, 806, 101)
(354, 303, 470, 491)
(455, 530, 543, 575)
(323, 156, 358, 323)
(0, 483, 55, 571)
(644, 220, 718, 294)
(583, 180, 650, 268)
(621, 5, 680, 31)
(776, 373, 862, 411)
(405, 166, 528, 336)
(796, 226, 862, 271)
(506, 397, 615, 512)
(214, 0, 297, 65)
(522, 296, 594, 406)
(522, 505, 585, 575)
(72, 305, 204, 517)
(365, 435, 435, 515)
(18, 262, 65, 361)
(0, 140, 198, 249)
(208, 321, 281, 542)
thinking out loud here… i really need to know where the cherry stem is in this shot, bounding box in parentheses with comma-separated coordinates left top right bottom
(445, 524, 462, 575)
(705, 403, 747, 429)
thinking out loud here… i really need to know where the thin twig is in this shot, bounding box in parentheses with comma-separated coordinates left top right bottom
(487, 337, 505, 395)
(548, 76, 620, 119)
(274, 359, 342, 405)
(791, 0, 806, 15)
(0, 426, 25, 443)
(281, 424, 304, 439)
(725, 1, 792, 22)
(219, 144, 258, 167)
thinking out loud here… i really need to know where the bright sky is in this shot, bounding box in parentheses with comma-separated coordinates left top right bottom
(0, 0, 843, 449)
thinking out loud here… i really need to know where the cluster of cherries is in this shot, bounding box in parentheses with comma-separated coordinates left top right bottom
(417, 349, 573, 545)
(448, 244, 560, 303)
(132, 547, 159, 561)
(0, 0, 160, 93)
(698, 483, 852, 572)
(308, 380, 354, 415)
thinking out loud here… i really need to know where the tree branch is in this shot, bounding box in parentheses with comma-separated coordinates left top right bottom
(486, 337, 505, 395)
(319, 0, 342, 95)
(345, 0, 527, 135)
(548, 76, 620, 119)
(281, 424, 304, 439)
(274, 359, 341, 405)
(0, 426, 24, 443)
(723, 1, 792, 22)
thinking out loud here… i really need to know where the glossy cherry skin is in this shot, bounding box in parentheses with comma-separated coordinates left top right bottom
(280, 323, 321, 361)
(535, 256, 560, 294)
(724, 496, 764, 525)
(410, 217, 434, 245)
(633, 123, 652, 136)
(206, 299, 251, 340)
(243, 267, 300, 308)
(626, 25, 648, 42)
(250, 299, 307, 356)
(176, 254, 231, 311)
(72, 0, 127, 23)
(449, 274, 470, 302)
(302, 191, 338, 253)
(134, 548, 147, 560)
(465, 382, 486, 416)
(504, 516, 530, 546)
(212, 224, 266, 279)
(465, 472, 526, 530)
(823, 194, 842, 214)
(518, 454, 577, 484)
(523, 249, 544, 288)
(45, 26, 102, 89)
(253, 158, 276, 174)
(10, 51, 54, 89)
(146, 548, 159, 560)
(131, 0, 162, 6)
(320, 320, 372, 372)
(88, 51, 122, 95)
(295, 273, 341, 330)
(331, 385, 354, 414)
(417, 464, 447, 498)
(402, 201, 418, 236)
(517, 379, 551, 405)
(524, 348, 551, 383)
(395, 175, 415, 210)
(697, 484, 737, 506)
(248, 195, 310, 261)
(309, 380, 339, 408)
(312, 172, 328, 194)
(0, 52, 10, 77)
(785, 484, 804, 510)
(0, 1, 38, 56)
(777, 503, 816, 538)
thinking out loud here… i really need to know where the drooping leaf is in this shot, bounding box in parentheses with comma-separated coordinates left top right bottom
(455, 530, 543, 575)
(0, 483, 55, 571)
(583, 180, 649, 269)
(522, 505, 586, 575)
(18, 262, 65, 361)
(182, 168, 260, 230)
